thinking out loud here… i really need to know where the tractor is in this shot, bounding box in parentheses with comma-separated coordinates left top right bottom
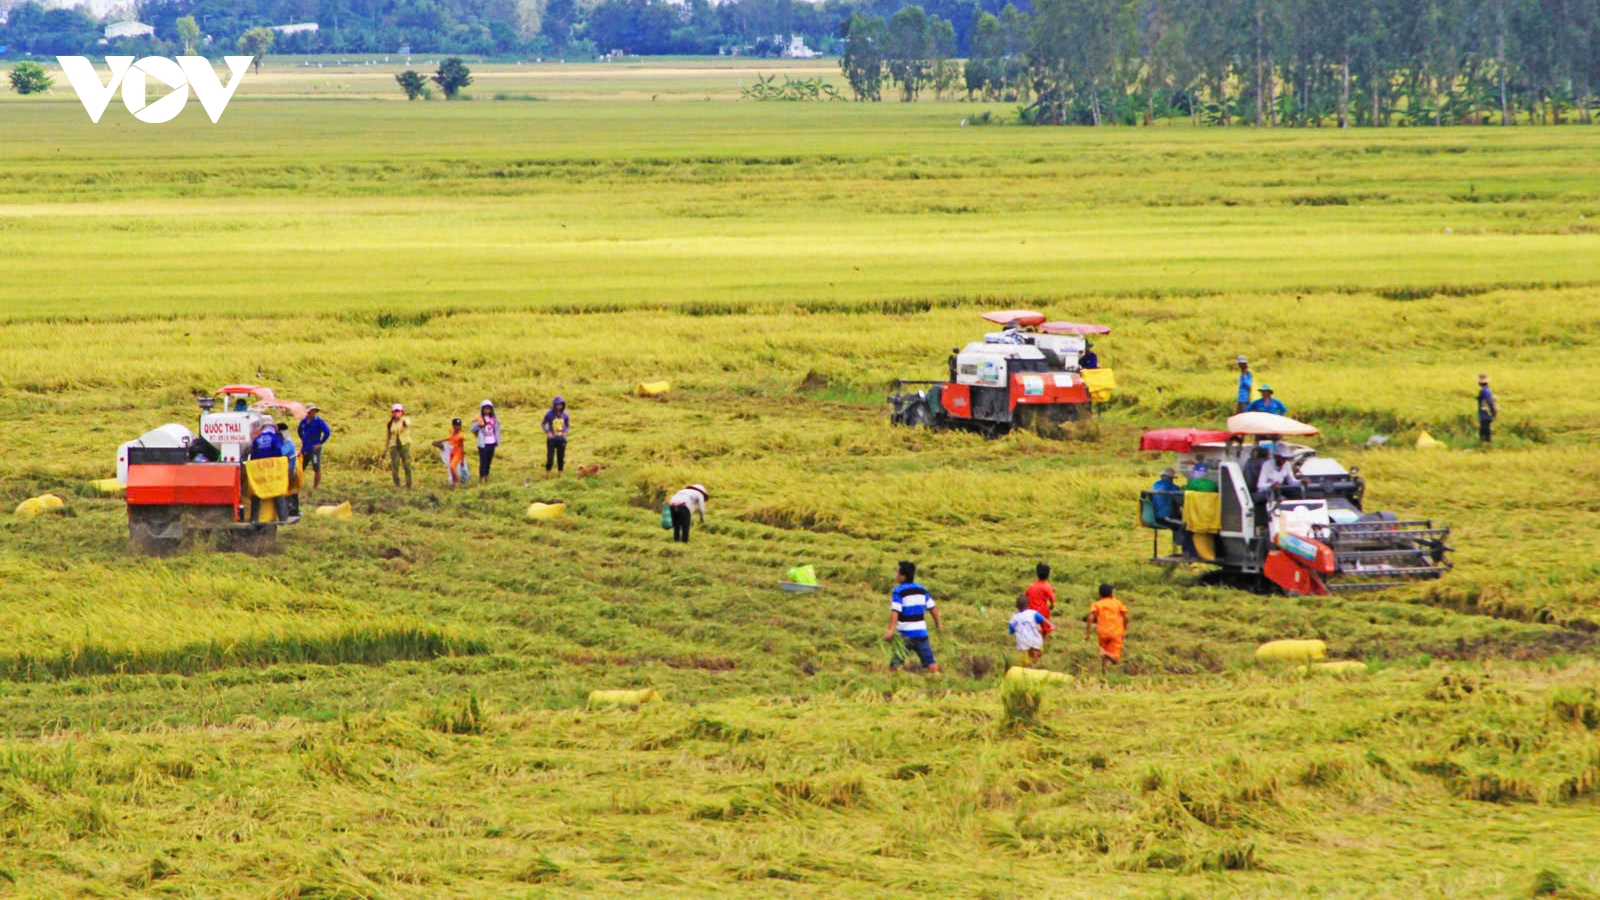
(888, 310, 1116, 437)
(117, 385, 306, 554)
(1137, 412, 1453, 595)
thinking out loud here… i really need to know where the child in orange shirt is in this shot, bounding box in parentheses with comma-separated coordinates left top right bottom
(1085, 583, 1130, 675)
(432, 418, 469, 487)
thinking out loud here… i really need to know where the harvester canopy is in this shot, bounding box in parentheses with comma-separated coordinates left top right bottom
(1225, 412, 1319, 436)
(215, 385, 306, 421)
(1039, 321, 1112, 335)
(1140, 428, 1234, 452)
(980, 310, 1047, 327)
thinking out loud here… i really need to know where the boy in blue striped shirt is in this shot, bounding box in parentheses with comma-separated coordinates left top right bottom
(884, 561, 943, 673)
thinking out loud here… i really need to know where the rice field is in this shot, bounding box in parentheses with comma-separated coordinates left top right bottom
(0, 61, 1598, 897)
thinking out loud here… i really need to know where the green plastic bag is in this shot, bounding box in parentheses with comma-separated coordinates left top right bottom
(660, 504, 673, 530)
(785, 564, 818, 586)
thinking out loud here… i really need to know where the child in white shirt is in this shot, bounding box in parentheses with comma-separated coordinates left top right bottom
(1008, 594, 1047, 665)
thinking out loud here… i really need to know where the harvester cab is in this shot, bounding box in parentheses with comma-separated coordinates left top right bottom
(117, 384, 307, 554)
(1137, 413, 1452, 595)
(889, 310, 1115, 436)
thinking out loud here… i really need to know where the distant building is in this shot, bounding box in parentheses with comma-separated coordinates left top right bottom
(783, 35, 819, 59)
(104, 20, 154, 40)
(269, 22, 319, 36)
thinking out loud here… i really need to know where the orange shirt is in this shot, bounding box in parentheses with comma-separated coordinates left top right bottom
(1089, 597, 1129, 640)
(445, 432, 465, 468)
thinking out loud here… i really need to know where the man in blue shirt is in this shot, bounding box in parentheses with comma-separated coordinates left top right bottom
(1476, 374, 1497, 443)
(883, 561, 942, 673)
(1150, 467, 1182, 524)
(1235, 356, 1252, 413)
(244, 420, 289, 524)
(1150, 467, 1186, 554)
(1080, 341, 1099, 370)
(1246, 385, 1286, 416)
(297, 403, 332, 489)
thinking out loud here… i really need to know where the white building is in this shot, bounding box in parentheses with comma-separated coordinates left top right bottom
(269, 22, 319, 36)
(782, 35, 819, 59)
(103, 20, 154, 40)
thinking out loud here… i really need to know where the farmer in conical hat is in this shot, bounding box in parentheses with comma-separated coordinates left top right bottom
(667, 484, 709, 544)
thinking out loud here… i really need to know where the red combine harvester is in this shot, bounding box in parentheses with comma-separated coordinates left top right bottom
(118, 385, 305, 554)
(889, 310, 1116, 436)
(1137, 413, 1453, 595)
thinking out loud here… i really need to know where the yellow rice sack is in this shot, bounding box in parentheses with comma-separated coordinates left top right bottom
(526, 502, 565, 520)
(1004, 666, 1074, 684)
(588, 688, 659, 707)
(14, 494, 65, 517)
(315, 501, 353, 519)
(1255, 639, 1328, 663)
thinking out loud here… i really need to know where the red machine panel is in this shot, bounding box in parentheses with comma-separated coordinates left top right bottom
(940, 384, 973, 419)
(126, 463, 241, 507)
(1263, 549, 1330, 596)
(1009, 373, 1090, 409)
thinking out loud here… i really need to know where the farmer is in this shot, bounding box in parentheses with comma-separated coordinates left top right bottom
(1150, 467, 1186, 549)
(1234, 356, 1252, 414)
(1256, 443, 1303, 497)
(1085, 583, 1130, 675)
(667, 483, 708, 543)
(1246, 384, 1287, 416)
(1080, 341, 1099, 370)
(243, 419, 289, 523)
(1476, 373, 1498, 443)
(297, 403, 331, 489)
(1009, 595, 1047, 665)
(1185, 461, 1218, 494)
(884, 560, 941, 674)
(432, 418, 469, 487)
(470, 400, 500, 484)
(385, 403, 413, 490)
(1024, 563, 1057, 638)
(542, 397, 569, 478)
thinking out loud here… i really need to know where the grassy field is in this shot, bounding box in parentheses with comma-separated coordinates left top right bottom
(0, 62, 1598, 897)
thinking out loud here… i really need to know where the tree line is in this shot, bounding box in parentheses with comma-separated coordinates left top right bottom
(845, 0, 1599, 126)
(3, 0, 1594, 125)
(0, 0, 997, 60)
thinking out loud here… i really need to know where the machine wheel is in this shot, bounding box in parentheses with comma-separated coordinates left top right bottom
(1198, 569, 1276, 595)
(129, 522, 182, 557)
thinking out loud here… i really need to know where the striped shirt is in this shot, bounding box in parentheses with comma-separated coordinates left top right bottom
(890, 583, 935, 639)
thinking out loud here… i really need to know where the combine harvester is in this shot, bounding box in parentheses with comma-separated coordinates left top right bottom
(888, 310, 1116, 436)
(116, 385, 306, 554)
(1138, 413, 1453, 595)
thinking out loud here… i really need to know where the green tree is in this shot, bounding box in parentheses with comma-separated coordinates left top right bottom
(177, 15, 200, 55)
(886, 5, 931, 101)
(395, 69, 428, 100)
(929, 16, 959, 99)
(238, 27, 275, 75)
(433, 57, 473, 99)
(966, 11, 1000, 98)
(840, 12, 886, 101)
(8, 60, 53, 95)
